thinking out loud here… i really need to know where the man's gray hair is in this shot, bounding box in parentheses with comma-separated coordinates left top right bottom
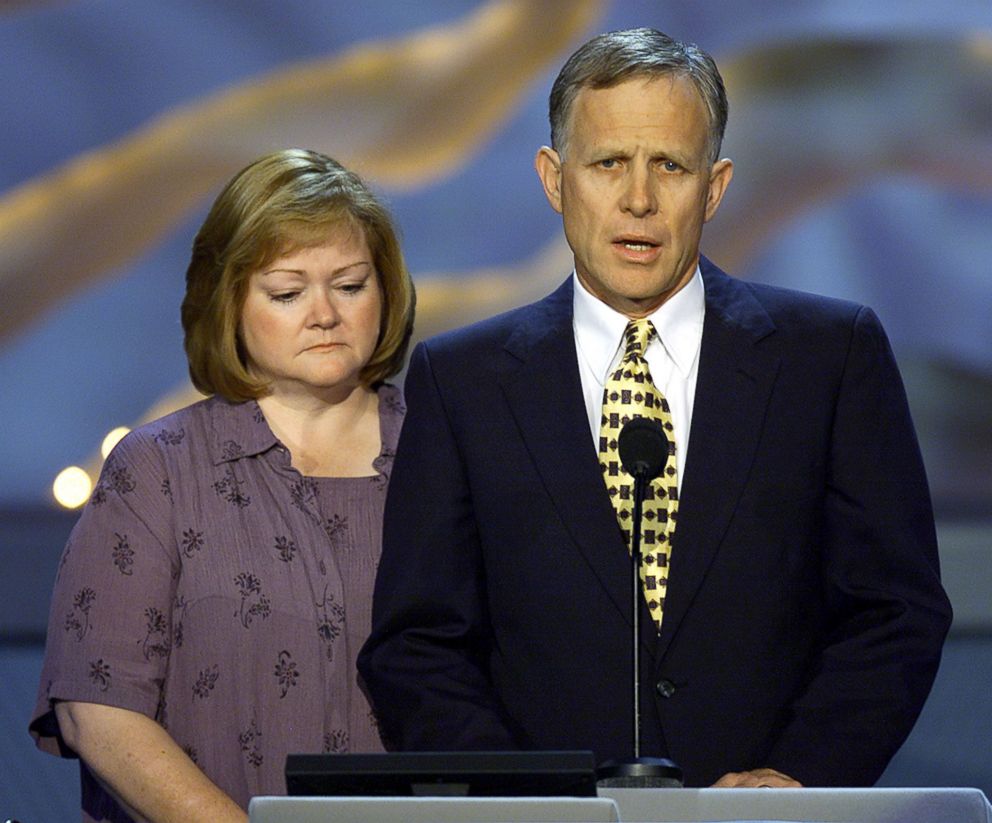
(549, 28, 728, 164)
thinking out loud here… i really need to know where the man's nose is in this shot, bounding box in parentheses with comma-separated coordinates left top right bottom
(620, 166, 658, 218)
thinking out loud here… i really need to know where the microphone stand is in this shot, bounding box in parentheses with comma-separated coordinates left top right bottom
(630, 466, 647, 759)
(596, 419, 682, 789)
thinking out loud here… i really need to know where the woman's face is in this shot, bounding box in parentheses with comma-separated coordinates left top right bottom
(239, 221, 382, 398)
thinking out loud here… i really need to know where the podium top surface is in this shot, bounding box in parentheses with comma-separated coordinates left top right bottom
(599, 787, 992, 823)
(249, 795, 619, 822)
(249, 787, 992, 823)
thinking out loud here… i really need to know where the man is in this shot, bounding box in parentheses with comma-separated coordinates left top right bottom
(358, 28, 951, 788)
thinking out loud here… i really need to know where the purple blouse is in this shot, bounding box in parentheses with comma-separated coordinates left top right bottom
(30, 385, 404, 820)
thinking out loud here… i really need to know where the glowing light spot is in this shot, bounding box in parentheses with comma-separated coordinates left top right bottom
(53, 466, 92, 509)
(966, 34, 992, 63)
(101, 426, 130, 458)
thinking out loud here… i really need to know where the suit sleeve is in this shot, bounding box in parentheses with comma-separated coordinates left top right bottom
(358, 341, 520, 750)
(766, 306, 952, 785)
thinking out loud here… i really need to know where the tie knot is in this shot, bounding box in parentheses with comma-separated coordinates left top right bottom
(622, 319, 656, 361)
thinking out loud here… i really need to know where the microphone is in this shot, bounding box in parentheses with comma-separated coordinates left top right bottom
(596, 416, 683, 789)
(618, 416, 669, 480)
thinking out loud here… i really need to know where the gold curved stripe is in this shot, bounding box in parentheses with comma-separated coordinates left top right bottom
(0, 0, 604, 341)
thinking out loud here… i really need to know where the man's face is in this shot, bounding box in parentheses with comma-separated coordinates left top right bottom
(536, 75, 733, 318)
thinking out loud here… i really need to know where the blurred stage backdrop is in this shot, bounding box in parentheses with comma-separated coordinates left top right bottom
(1, 1, 990, 820)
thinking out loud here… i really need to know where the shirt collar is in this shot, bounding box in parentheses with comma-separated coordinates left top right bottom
(206, 383, 406, 467)
(208, 397, 280, 465)
(573, 265, 705, 383)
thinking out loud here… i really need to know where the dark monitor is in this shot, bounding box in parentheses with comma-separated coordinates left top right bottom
(285, 751, 598, 797)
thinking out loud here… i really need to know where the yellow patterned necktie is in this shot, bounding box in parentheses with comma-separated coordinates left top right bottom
(599, 318, 678, 631)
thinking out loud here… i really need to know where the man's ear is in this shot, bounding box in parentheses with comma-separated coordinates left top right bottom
(704, 157, 733, 223)
(535, 146, 564, 215)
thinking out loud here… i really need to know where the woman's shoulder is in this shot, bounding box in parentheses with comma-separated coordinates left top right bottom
(112, 396, 220, 459)
(117, 394, 266, 457)
(86, 397, 219, 505)
(97, 395, 263, 492)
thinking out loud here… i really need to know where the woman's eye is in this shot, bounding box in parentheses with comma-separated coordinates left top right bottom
(339, 282, 368, 295)
(270, 291, 300, 303)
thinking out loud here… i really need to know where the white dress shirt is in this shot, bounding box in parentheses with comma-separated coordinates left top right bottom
(572, 268, 705, 492)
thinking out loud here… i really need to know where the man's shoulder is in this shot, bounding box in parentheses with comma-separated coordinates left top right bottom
(748, 279, 862, 318)
(702, 258, 869, 335)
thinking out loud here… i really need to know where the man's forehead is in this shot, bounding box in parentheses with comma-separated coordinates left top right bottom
(575, 73, 705, 112)
(568, 76, 710, 153)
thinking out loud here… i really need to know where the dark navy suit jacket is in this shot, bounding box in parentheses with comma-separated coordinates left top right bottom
(358, 258, 952, 787)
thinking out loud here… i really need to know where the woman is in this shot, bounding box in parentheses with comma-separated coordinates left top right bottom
(30, 149, 415, 822)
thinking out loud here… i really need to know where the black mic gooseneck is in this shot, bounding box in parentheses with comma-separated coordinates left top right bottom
(618, 417, 668, 758)
(596, 416, 683, 789)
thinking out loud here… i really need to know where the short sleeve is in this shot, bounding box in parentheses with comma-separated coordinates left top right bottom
(30, 430, 180, 756)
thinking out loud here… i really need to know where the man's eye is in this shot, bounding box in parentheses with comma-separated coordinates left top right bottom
(663, 160, 680, 172)
(599, 158, 618, 169)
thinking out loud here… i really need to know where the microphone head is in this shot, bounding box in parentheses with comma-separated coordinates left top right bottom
(618, 417, 669, 480)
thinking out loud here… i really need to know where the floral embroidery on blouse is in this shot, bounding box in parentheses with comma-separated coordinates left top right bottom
(314, 584, 345, 661)
(91, 454, 136, 506)
(274, 650, 299, 698)
(239, 715, 263, 767)
(111, 532, 134, 575)
(274, 535, 297, 562)
(88, 659, 111, 691)
(140, 607, 170, 660)
(213, 464, 250, 508)
(234, 572, 271, 627)
(221, 439, 245, 460)
(153, 427, 186, 446)
(290, 477, 318, 513)
(180, 528, 204, 558)
(172, 595, 189, 648)
(323, 514, 349, 548)
(324, 729, 349, 753)
(192, 664, 220, 699)
(64, 587, 95, 641)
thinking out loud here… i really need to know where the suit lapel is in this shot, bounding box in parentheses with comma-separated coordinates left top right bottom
(656, 260, 780, 660)
(494, 266, 780, 652)
(497, 278, 634, 623)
